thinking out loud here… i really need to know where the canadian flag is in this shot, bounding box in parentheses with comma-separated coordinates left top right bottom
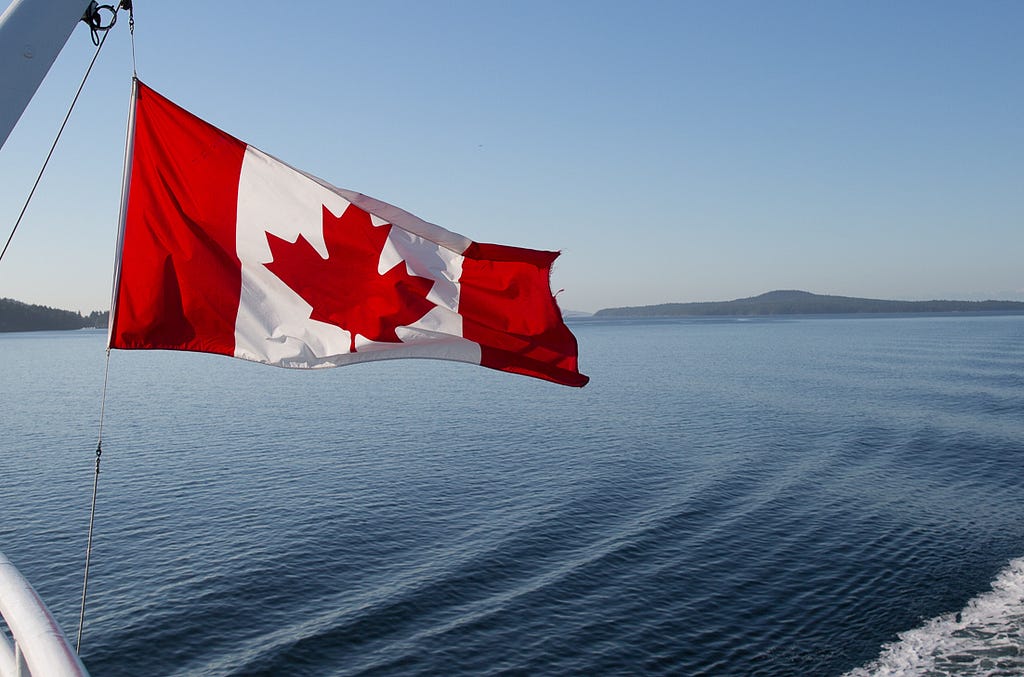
(108, 80, 588, 387)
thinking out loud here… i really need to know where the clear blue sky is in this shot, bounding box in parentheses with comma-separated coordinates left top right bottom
(1, 0, 1021, 313)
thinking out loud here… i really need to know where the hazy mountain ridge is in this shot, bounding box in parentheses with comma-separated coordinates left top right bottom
(594, 290, 1024, 318)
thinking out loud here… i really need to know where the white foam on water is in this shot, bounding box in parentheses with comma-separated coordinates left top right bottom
(845, 557, 1024, 676)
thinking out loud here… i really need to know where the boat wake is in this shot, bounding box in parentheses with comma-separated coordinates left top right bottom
(845, 557, 1024, 676)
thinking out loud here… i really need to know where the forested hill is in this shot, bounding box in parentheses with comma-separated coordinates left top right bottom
(595, 290, 1024, 318)
(0, 298, 108, 332)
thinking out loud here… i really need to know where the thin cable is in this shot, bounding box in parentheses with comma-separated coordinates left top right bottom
(128, 2, 136, 76)
(0, 11, 117, 265)
(78, 5, 133, 646)
(76, 348, 112, 653)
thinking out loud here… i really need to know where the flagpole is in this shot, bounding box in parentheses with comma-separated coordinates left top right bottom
(106, 75, 138, 348)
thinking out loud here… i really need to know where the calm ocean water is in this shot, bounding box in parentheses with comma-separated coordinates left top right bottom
(2, 314, 1023, 676)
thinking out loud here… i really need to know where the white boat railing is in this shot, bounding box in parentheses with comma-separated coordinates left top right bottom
(0, 551, 89, 677)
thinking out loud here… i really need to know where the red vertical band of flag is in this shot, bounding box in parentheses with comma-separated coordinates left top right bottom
(460, 243, 586, 387)
(110, 83, 244, 355)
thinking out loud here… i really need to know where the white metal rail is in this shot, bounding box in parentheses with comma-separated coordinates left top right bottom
(0, 0, 94, 150)
(0, 551, 89, 677)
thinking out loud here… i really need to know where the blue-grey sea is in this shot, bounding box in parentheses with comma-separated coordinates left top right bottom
(2, 314, 1024, 676)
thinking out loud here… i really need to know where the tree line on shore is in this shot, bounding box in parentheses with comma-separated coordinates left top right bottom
(0, 297, 108, 332)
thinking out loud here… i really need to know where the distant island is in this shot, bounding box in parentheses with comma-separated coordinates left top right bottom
(594, 290, 1024, 318)
(0, 298, 108, 332)
(5, 291, 1024, 332)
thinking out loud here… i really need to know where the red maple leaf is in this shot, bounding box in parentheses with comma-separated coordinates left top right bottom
(264, 204, 436, 353)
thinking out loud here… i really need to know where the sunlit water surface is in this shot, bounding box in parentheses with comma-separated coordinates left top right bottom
(2, 314, 1023, 676)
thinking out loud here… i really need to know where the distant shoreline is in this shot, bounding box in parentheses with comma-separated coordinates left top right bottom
(0, 298, 108, 333)
(568, 309, 1024, 323)
(591, 290, 1024, 319)
(6, 291, 1024, 333)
